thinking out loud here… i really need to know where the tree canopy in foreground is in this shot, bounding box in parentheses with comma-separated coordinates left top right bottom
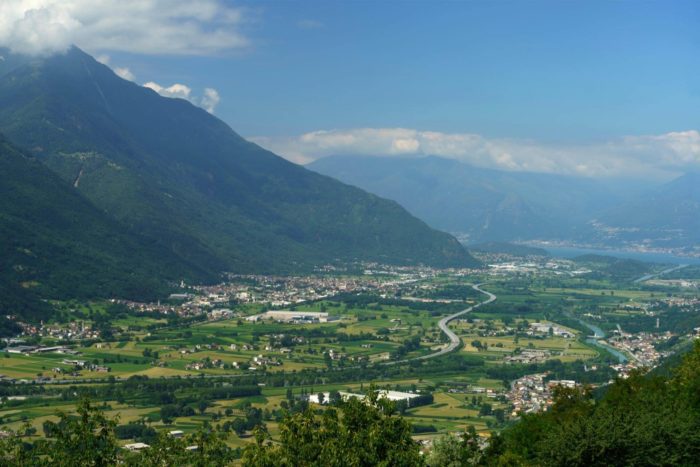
(2, 342, 700, 466)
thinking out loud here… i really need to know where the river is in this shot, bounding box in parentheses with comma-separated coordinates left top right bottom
(577, 319, 628, 363)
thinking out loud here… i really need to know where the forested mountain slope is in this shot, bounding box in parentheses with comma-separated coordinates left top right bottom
(0, 47, 475, 280)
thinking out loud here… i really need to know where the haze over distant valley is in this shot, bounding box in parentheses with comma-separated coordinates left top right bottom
(308, 154, 700, 257)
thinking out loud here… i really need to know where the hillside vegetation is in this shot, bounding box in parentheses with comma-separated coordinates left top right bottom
(0, 47, 475, 277)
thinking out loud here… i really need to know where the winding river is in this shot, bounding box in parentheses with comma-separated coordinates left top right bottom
(578, 320, 628, 363)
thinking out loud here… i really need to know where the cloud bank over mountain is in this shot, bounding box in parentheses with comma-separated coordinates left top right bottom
(143, 81, 221, 114)
(0, 0, 249, 56)
(254, 128, 700, 180)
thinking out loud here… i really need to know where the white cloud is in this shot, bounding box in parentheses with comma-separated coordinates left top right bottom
(201, 88, 220, 114)
(252, 128, 700, 179)
(95, 54, 135, 81)
(95, 54, 110, 65)
(0, 0, 249, 56)
(144, 81, 221, 114)
(114, 67, 135, 81)
(144, 81, 192, 100)
(99, 56, 220, 112)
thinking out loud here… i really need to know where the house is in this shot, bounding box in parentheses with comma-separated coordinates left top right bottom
(6, 346, 38, 354)
(124, 442, 150, 451)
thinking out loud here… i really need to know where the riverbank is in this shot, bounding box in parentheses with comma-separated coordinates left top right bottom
(577, 319, 628, 363)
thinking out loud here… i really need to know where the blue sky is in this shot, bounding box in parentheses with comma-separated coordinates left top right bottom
(108, 1, 700, 142)
(1, 0, 699, 177)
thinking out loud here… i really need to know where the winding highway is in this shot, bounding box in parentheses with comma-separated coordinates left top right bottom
(34, 284, 497, 384)
(633, 264, 688, 283)
(384, 283, 497, 365)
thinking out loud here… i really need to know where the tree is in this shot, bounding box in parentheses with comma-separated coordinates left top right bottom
(243, 388, 422, 466)
(493, 408, 506, 424)
(426, 433, 462, 467)
(41, 398, 120, 466)
(426, 427, 483, 467)
(485, 341, 700, 466)
(232, 418, 247, 436)
(0, 425, 35, 466)
(160, 405, 178, 425)
(329, 390, 342, 406)
(478, 403, 492, 417)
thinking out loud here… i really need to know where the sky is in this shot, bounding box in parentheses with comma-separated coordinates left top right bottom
(0, 0, 699, 179)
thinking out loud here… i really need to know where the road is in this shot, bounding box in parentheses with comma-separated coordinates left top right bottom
(634, 264, 688, 283)
(384, 283, 496, 365)
(35, 284, 496, 384)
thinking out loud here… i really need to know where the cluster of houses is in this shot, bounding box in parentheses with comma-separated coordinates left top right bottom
(245, 310, 331, 324)
(607, 330, 666, 367)
(249, 354, 282, 368)
(177, 343, 224, 355)
(526, 322, 575, 339)
(59, 359, 110, 373)
(185, 358, 226, 371)
(183, 353, 283, 372)
(506, 373, 579, 416)
(10, 319, 103, 341)
(504, 349, 551, 364)
(308, 389, 423, 405)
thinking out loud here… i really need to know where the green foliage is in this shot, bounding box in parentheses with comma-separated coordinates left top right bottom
(488, 341, 700, 465)
(0, 135, 211, 321)
(0, 47, 476, 322)
(0, 398, 236, 466)
(426, 427, 483, 467)
(41, 398, 120, 466)
(242, 389, 423, 466)
(572, 254, 654, 281)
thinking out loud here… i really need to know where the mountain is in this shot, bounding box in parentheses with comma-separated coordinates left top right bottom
(0, 134, 216, 328)
(307, 155, 625, 243)
(595, 172, 700, 248)
(0, 47, 475, 290)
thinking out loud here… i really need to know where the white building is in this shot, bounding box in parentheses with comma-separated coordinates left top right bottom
(246, 310, 330, 323)
(123, 442, 150, 451)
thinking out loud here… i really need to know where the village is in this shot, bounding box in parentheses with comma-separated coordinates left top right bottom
(506, 373, 579, 415)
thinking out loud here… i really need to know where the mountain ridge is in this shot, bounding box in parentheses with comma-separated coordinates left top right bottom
(0, 47, 477, 319)
(307, 154, 626, 242)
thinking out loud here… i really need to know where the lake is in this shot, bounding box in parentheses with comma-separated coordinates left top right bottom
(544, 246, 700, 265)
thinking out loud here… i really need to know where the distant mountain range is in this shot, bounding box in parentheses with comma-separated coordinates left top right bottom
(308, 155, 700, 251)
(596, 172, 700, 248)
(308, 155, 623, 241)
(0, 47, 476, 319)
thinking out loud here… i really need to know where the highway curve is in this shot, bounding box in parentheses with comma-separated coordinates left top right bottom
(385, 283, 496, 365)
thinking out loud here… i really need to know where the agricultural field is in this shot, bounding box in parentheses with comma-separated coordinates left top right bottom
(3, 258, 695, 457)
(1, 297, 458, 381)
(455, 317, 598, 364)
